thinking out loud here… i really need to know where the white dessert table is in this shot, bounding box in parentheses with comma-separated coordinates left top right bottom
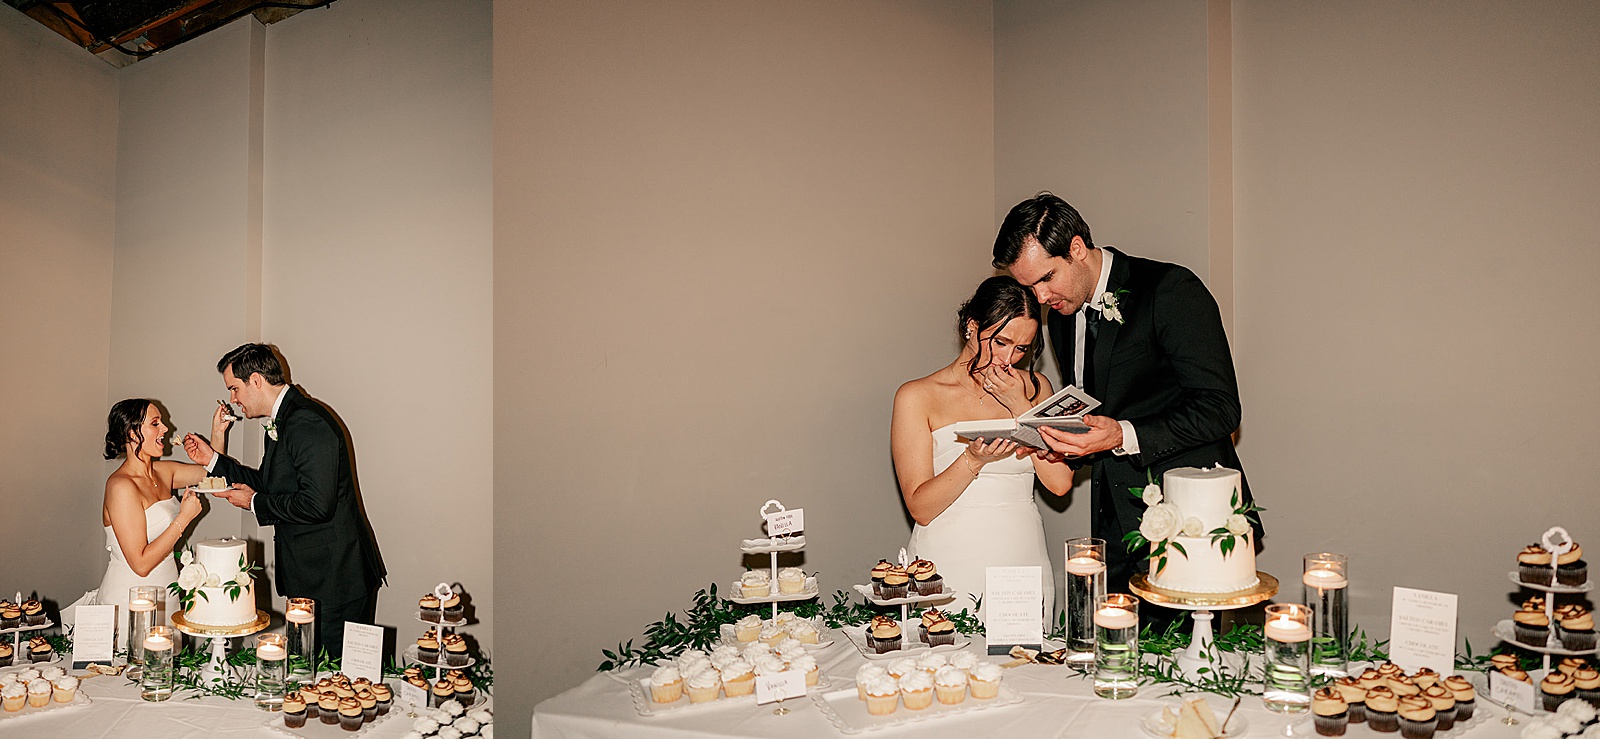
(532, 634, 1531, 739)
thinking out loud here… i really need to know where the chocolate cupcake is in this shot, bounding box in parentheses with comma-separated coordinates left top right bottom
(1558, 543, 1588, 586)
(1491, 653, 1522, 672)
(282, 692, 308, 728)
(417, 630, 441, 663)
(1542, 670, 1576, 712)
(1376, 662, 1405, 680)
(1314, 687, 1349, 736)
(0, 604, 19, 630)
(1411, 667, 1439, 690)
(1558, 657, 1587, 675)
(318, 692, 341, 724)
(1499, 666, 1531, 685)
(370, 683, 393, 716)
(1357, 667, 1385, 692)
(1422, 685, 1456, 731)
(28, 637, 52, 663)
(1519, 544, 1555, 585)
(21, 600, 45, 627)
(432, 679, 455, 708)
(444, 633, 470, 666)
(337, 696, 362, 731)
(420, 593, 443, 623)
(1558, 605, 1596, 651)
(1572, 665, 1600, 706)
(1366, 686, 1400, 733)
(1386, 674, 1420, 698)
(299, 689, 321, 721)
(357, 690, 377, 722)
(925, 612, 956, 647)
(870, 559, 893, 597)
(1334, 677, 1368, 723)
(907, 559, 943, 596)
(1515, 606, 1552, 646)
(452, 674, 475, 705)
(1443, 675, 1476, 720)
(881, 566, 909, 599)
(0, 644, 12, 668)
(869, 617, 902, 654)
(1396, 695, 1436, 739)
(443, 592, 464, 622)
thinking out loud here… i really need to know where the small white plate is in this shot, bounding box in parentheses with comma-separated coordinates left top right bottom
(1138, 701, 1249, 738)
(414, 611, 469, 628)
(843, 620, 970, 661)
(727, 578, 819, 604)
(0, 690, 90, 721)
(627, 671, 831, 717)
(0, 619, 56, 635)
(402, 644, 477, 670)
(850, 583, 957, 607)
(740, 536, 806, 554)
(718, 620, 836, 651)
(1492, 619, 1598, 656)
(1506, 571, 1592, 593)
(808, 684, 1022, 734)
(262, 699, 403, 738)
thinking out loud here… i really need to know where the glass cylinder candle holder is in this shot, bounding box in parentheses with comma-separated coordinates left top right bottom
(255, 633, 288, 711)
(140, 626, 175, 701)
(1263, 603, 1313, 713)
(1302, 552, 1349, 677)
(1064, 537, 1107, 666)
(285, 598, 316, 681)
(127, 586, 161, 668)
(1093, 593, 1140, 699)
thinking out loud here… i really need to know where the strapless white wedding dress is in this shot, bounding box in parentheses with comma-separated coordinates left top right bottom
(908, 424, 1055, 625)
(98, 497, 179, 647)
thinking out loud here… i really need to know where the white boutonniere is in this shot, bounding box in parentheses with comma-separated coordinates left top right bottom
(1093, 289, 1129, 324)
(264, 419, 279, 441)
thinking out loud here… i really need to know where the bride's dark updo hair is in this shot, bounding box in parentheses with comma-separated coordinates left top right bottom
(957, 276, 1043, 400)
(104, 398, 154, 460)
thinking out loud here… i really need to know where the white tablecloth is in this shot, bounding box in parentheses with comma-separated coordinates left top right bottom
(533, 635, 1527, 739)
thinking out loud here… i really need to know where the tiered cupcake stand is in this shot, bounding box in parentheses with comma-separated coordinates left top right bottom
(401, 583, 485, 708)
(1493, 527, 1598, 670)
(1, 591, 57, 670)
(844, 548, 965, 660)
(729, 500, 819, 618)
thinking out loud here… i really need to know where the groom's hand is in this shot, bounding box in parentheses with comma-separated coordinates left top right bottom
(212, 483, 254, 511)
(182, 433, 215, 466)
(1038, 415, 1123, 457)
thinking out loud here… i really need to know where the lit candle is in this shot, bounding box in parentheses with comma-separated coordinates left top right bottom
(1265, 615, 1312, 643)
(144, 633, 173, 653)
(1065, 556, 1107, 576)
(258, 643, 285, 661)
(1302, 568, 1348, 590)
(129, 598, 156, 613)
(1094, 606, 1138, 630)
(286, 608, 313, 624)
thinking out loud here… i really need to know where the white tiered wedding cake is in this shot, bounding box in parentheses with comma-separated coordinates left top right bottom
(173, 538, 259, 627)
(1146, 466, 1259, 594)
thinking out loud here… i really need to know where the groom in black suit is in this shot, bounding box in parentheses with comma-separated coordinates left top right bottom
(184, 344, 385, 659)
(993, 193, 1260, 599)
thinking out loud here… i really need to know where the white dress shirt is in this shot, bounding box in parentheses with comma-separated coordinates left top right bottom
(206, 385, 289, 512)
(1072, 249, 1140, 457)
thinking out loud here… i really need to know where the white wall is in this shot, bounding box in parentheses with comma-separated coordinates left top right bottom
(0, 5, 119, 608)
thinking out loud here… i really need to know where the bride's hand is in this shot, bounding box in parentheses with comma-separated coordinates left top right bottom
(966, 437, 1019, 465)
(177, 489, 203, 523)
(980, 364, 1031, 416)
(211, 401, 235, 436)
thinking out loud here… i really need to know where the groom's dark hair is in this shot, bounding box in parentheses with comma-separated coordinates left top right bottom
(218, 343, 287, 386)
(992, 191, 1095, 269)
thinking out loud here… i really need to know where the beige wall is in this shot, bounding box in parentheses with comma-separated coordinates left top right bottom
(0, 5, 119, 607)
(1233, 0, 1600, 654)
(495, 0, 996, 725)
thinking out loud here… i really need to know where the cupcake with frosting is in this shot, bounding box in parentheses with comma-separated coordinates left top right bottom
(0, 603, 18, 630)
(907, 558, 943, 596)
(864, 675, 899, 716)
(1520, 544, 1555, 585)
(870, 559, 894, 596)
(1559, 542, 1588, 586)
(740, 570, 771, 598)
(1396, 694, 1436, 739)
(1542, 671, 1577, 712)
(1558, 605, 1596, 651)
(1499, 666, 1531, 684)
(1356, 667, 1384, 691)
(648, 665, 683, 703)
(1386, 674, 1420, 698)
(21, 600, 45, 627)
(949, 651, 981, 672)
(444, 633, 470, 666)
(1411, 667, 1439, 690)
(721, 659, 755, 697)
(787, 618, 820, 645)
(1443, 675, 1475, 720)
(1, 683, 24, 712)
(685, 668, 720, 703)
(969, 662, 1003, 699)
(1558, 657, 1587, 675)
(885, 656, 918, 680)
(1491, 653, 1522, 672)
(1334, 677, 1367, 723)
(1365, 686, 1400, 733)
(1515, 605, 1553, 646)
(318, 692, 341, 724)
(452, 674, 475, 706)
(25, 679, 50, 709)
(416, 630, 441, 663)
(50, 675, 77, 704)
(442, 592, 464, 622)
(371, 683, 394, 716)
(338, 696, 363, 731)
(869, 617, 902, 654)
(359, 690, 379, 723)
(28, 636, 52, 664)
(881, 565, 910, 599)
(420, 593, 443, 623)
(282, 691, 308, 728)
(1313, 687, 1349, 736)
(1422, 685, 1456, 730)
(1573, 665, 1600, 706)
(925, 611, 957, 647)
(934, 665, 967, 705)
(734, 614, 762, 643)
(789, 654, 820, 687)
(777, 567, 807, 595)
(855, 664, 888, 701)
(0, 643, 12, 668)
(899, 669, 934, 710)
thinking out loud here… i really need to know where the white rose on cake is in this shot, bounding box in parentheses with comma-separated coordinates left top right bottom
(1182, 517, 1205, 537)
(180, 550, 195, 566)
(1141, 483, 1163, 507)
(204, 573, 222, 588)
(1226, 514, 1252, 536)
(1138, 503, 1182, 543)
(178, 564, 207, 591)
(233, 571, 251, 587)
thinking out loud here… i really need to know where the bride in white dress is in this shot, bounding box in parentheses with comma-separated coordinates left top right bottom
(891, 276, 1075, 624)
(99, 398, 230, 646)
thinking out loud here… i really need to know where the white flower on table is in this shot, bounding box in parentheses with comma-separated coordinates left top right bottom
(1226, 513, 1252, 536)
(177, 564, 207, 591)
(1140, 483, 1163, 507)
(1138, 503, 1182, 543)
(1182, 517, 1205, 537)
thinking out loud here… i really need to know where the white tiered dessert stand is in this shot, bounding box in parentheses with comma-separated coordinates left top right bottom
(1, 591, 58, 670)
(730, 500, 820, 619)
(1493, 527, 1598, 668)
(401, 582, 483, 708)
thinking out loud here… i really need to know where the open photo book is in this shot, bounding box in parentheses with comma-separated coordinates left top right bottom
(950, 385, 1100, 451)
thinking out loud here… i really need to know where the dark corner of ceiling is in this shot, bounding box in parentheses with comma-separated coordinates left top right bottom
(5, 0, 338, 67)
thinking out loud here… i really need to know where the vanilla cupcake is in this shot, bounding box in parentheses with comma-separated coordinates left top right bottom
(649, 665, 683, 703)
(51, 675, 77, 704)
(855, 664, 888, 701)
(916, 651, 949, 674)
(759, 622, 787, 646)
(721, 659, 755, 697)
(1520, 544, 1555, 585)
(26, 679, 50, 708)
(787, 618, 820, 645)
(1, 683, 24, 712)
(1558, 605, 1596, 651)
(934, 665, 967, 705)
(864, 675, 899, 716)
(773, 636, 805, 661)
(676, 649, 710, 674)
(740, 570, 771, 598)
(1366, 686, 1400, 733)
(777, 567, 807, 594)
(881, 566, 910, 599)
(949, 651, 981, 672)
(1334, 678, 1367, 723)
(969, 662, 1003, 699)
(886, 656, 918, 680)
(1443, 675, 1476, 720)
(1313, 687, 1349, 736)
(1559, 542, 1588, 586)
(899, 669, 934, 710)
(734, 614, 762, 643)
(1515, 605, 1552, 646)
(1544, 671, 1577, 712)
(685, 668, 720, 703)
(1422, 685, 1456, 730)
(1396, 694, 1436, 739)
(420, 593, 443, 622)
(789, 654, 820, 687)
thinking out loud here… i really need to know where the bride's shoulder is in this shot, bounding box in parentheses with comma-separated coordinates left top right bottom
(103, 471, 139, 499)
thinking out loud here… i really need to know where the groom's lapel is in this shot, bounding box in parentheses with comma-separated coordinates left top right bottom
(260, 390, 292, 482)
(1091, 248, 1131, 395)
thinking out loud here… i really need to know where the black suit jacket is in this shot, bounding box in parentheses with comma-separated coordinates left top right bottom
(1047, 248, 1260, 555)
(212, 386, 385, 607)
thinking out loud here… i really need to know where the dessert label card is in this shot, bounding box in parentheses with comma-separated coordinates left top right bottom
(984, 566, 1043, 655)
(341, 622, 386, 682)
(71, 604, 116, 668)
(1388, 587, 1458, 675)
(754, 670, 806, 705)
(399, 680, 429, 708)
(764, 507, 804, 537)
(1489, 669, 1536, 713)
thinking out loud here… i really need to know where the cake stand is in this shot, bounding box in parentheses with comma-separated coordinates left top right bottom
(1129, 571, 1279, 681)
(172, 610, 271, 685)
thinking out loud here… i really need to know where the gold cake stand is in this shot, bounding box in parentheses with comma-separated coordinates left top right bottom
(1129, 571, 1279, 680)
(172, 610, 271, 685)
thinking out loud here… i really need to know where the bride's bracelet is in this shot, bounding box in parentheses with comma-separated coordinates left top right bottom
(960, 450, 984, 477)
